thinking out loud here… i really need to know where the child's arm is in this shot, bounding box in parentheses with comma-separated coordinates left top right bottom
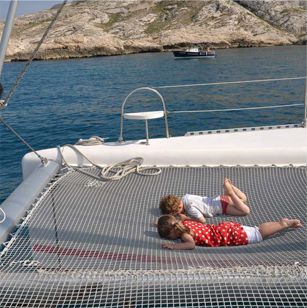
(161, 233, 195, 250)
(176, 213, 190, 221)
(195, 216, 206, 224)
(177, 213, 206, 224)
(186, 205, 207, 223)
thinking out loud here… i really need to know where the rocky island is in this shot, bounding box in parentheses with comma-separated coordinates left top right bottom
(0, 0, 306, 61)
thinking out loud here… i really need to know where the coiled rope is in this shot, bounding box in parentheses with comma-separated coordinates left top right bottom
(100, 157, 161, 180)
(59, 144, 161, 181)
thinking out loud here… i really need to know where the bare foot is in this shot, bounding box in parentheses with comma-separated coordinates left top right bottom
(281, 218, 303, 228)
(224, 178, 247, 202)
(225, 177, 232, 184)
(223, 178, 234, 195)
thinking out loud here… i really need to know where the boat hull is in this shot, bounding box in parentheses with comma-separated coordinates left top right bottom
(173, 50, 216, 58)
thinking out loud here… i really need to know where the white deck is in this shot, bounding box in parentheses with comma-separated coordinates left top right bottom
(22, 126, 307, 179)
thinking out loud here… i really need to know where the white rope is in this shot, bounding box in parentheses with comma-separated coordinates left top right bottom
(59, 144, 161, 181)
(154, 76, 306, 89)
(0, 208, 6, 223)
(100, 157, 161, 180)
(37, 265, 307, 280)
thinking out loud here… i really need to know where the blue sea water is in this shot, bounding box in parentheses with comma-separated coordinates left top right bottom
(0, 45, 306, 203)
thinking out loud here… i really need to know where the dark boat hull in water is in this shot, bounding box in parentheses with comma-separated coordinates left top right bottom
(173, 50, 216, 59)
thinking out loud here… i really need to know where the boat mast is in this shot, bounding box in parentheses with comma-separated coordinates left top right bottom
(304, 75, 307, 127)
(0, 0, 18, 77)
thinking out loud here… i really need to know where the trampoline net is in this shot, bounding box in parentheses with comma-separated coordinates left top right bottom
(0, 166, 306, 307)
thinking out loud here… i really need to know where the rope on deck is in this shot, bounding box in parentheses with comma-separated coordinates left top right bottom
(59, 145, 161, 180)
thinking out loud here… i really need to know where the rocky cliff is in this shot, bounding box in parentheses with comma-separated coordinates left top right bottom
(1, 0, 306, 61)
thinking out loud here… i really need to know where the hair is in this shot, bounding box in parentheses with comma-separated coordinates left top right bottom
(157, 215, 192, 239)
(159, 195, 182, 214)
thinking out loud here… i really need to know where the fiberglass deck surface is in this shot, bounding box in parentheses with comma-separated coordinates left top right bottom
(2, 166, 306, 271)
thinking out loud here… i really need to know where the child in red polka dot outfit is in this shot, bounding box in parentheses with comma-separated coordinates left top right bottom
(157, 178, 303, 249)
(157, 215, 302, 250)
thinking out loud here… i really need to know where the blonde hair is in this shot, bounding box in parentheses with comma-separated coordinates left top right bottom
(157, 215, 192, 239)
(159, 195, 182, 214)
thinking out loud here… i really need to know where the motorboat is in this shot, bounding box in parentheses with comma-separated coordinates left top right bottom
(0, 1, 306, 307)
(173, 47, 216, 58)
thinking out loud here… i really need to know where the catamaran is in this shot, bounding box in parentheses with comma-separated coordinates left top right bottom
(0, 1, 306, 307)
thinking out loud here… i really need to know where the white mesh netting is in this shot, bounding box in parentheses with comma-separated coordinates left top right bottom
(0, 166, 306, 307)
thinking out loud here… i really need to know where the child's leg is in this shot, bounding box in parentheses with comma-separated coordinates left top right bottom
(224, 179, 250, 216)
(259, 218, 302, 239)
(225, 178, 247, 202)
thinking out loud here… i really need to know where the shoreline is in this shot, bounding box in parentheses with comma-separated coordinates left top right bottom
(4, 43, 305, 63)
(1, 0, 305, 63)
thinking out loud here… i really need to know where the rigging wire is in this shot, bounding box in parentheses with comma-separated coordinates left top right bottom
(0, 116, 47, 165)
(0, 83, 3, 108)
(2, 0, 68, 108)
(0, 0, 67, 164)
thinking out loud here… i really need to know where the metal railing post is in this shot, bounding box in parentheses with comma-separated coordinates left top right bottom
(304, 75, 307, 127)
(0, 0, 18, 77)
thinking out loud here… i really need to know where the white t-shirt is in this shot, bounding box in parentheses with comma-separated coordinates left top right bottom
(182, 194, 223, 219)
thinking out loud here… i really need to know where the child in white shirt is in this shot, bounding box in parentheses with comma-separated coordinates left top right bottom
(159, 178, 250, 223)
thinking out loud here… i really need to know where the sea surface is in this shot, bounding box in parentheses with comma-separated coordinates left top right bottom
(0, 45, 306, 203)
